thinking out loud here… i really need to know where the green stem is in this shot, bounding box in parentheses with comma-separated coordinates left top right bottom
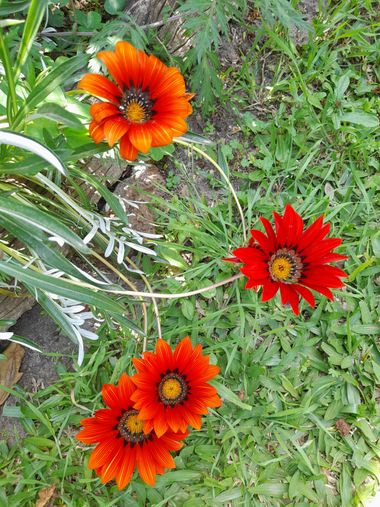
(174, 138, 247, 242)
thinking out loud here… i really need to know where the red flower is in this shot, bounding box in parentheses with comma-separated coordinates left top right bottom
(76, 374, 188, 489)
(78, 41, 193, 161)
(131, 337, 222, 437)
(226, 204, 347, 315)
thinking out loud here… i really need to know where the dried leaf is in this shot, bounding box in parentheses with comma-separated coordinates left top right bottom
(36, 485, 56, 507)
(0, 342, 24, 405)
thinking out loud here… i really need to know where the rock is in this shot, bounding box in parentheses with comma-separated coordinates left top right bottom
(113, 163, 165, 234)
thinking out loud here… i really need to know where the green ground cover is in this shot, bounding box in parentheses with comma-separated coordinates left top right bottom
(0, 0, 379, 505)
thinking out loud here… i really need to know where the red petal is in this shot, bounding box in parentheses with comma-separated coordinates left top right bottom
(261, 281, 279, 302)
(102, 383, 121, 410)
(293, 284, 315, 308)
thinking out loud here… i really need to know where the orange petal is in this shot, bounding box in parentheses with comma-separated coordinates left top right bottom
(97, 50, 125, 89)
(103, 117, 130, 147)
(115, 41, 140, 86)
(89, 120, 105, 143)
(141, 54, 168, 92)
(154, 97, 193, 118)
(76, 426, 116, 444)
(117, 373, 135, 409)
(102, 383, 121, 409)
(150, 123, 174, 148)
(78, 74, 121, 103)
(128, 125, 152, 153)
(88, 438, 121, 469)
(151, 67, 186, 98)
(153, 413, 168, 438)
(100, 441, 125, 483)
(116, 445, 136, 490)
(158, 115, 188, 137)
(136, 445, 157, 486)
(120, 134, 138, 161)
(149, 439, 176, 469)
(90, 102, 120, 124)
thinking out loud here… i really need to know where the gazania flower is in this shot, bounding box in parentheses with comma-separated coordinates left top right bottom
(131, 337, 222, 437)
(76, 373, 188, 489)
(78, 41, 193, 161)
(226, 204, 347, 315)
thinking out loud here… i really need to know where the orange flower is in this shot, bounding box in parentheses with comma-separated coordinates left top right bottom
(76, 374, 188, 489)
(78, 41, 193, 161)
(131, 337, 222, 437)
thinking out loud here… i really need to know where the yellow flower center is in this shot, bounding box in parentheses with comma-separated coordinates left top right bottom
(161, 378, 183, 400)
(125, 101, 146, 123)
(117, 409, 149, 443)
(124, 413, 144, 434)
(268, 248, 303, 283)
(270, 257, 292, 280)
(158, 371, 188, 406)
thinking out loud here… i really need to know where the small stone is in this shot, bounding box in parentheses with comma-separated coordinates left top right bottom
(336, 418, 350, 436)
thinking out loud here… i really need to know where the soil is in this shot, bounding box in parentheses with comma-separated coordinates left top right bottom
(0, 306, 75, 445)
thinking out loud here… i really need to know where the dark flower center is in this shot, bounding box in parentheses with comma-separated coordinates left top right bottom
(119, 87, 154, 123)
(268, 248, 303, 283)
(118, 409, 149, 444)
(158, 371, 188, 406)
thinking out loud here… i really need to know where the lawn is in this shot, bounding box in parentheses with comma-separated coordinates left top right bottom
(0, 0, 379, 506)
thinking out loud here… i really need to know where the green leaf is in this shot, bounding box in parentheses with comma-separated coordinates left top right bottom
(0, 197, 89, 253)
(12, 54, 87, 130)
(179, 132, 214, 146)
(250, 482, 288, 497)
(15, 0, 47, 80)
(0, 19, 25, 28)
(181, 299, 195, 320)
(104, 0, 127, 15)
(0, 130, 66, 174)
(4, 334, 42, 352)
(350, 324, 380, 335)
(0, 261, 126, 316)
(32, 103, 83, 128)
(0, 214, 106, 287)
(211, 380, 252, 410)
(339, 112, 379, 128)
(0, 0, 30, 16)
(23, 437, 55, 448)
(335, 74, 350, 99)
(214, 488, 242, 502)
(72, 167, 129, 225)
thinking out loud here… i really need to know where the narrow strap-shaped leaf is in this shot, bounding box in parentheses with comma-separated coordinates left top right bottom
(0, 0, 30, 16)
(0, 214, 110, 287)
(0, 196, 89, 253)
(0, 31, 18, 121)
(0, 130, 66, 174)
(12, 54, 87, 130)
(15, 0, 48, 80)
(0, 260, 127, 316)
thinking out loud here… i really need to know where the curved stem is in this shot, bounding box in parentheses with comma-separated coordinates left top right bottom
(91, 251, 148, 336)
(174, 139, 247, 243)
(125, 255, 162, 351)
(107, 273, 243, 299)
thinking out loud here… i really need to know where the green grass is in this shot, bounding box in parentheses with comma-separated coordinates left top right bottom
(1, 0, 380, 505)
